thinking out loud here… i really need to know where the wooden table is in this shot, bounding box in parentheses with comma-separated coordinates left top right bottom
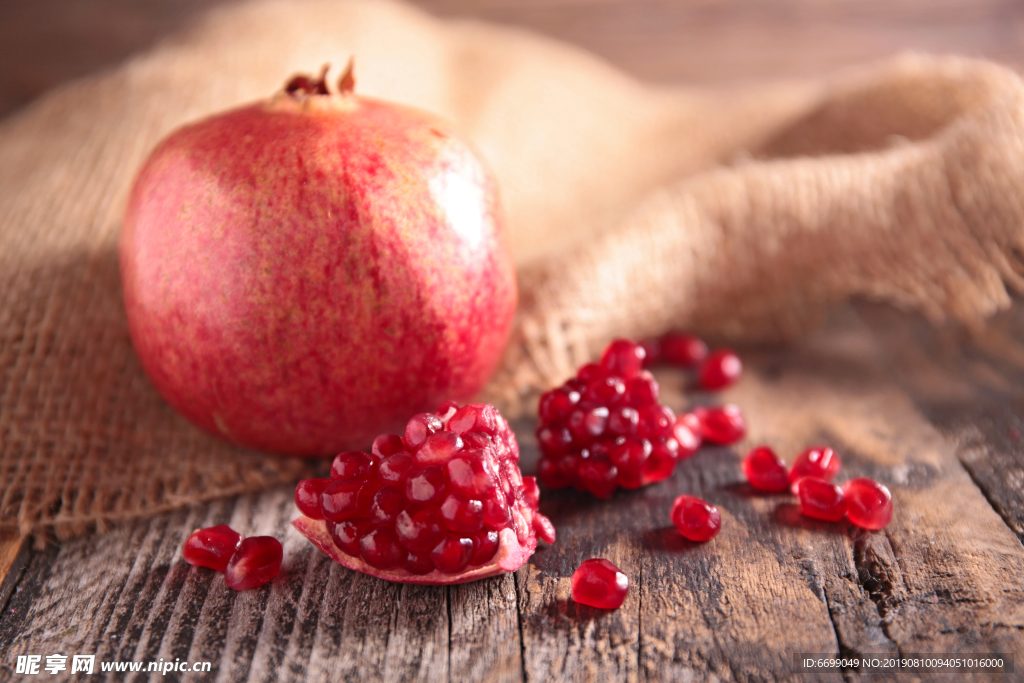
(2, 1, 1024, 681)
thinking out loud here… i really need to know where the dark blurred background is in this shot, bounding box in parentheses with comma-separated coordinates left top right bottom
(1, 0, 1022, 119)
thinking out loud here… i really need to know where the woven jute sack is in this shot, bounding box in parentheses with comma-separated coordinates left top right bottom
(3, 0, 1024, 540)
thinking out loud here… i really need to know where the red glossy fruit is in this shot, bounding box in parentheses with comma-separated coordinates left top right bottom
(795, 477, 847, 522)
(842, 478, 893, 530)
(789, 446, 841, 492)
(660, 332, 708, 367)
(742, 446, 789, 492)
(293, 402, 552, 584)
(225, 536, 283, 591)
(182, 525, 242, 572)
(571, 558, 629, 609)
(120, 64, 517, 456)
(693, 404, 746, 445)
(294, 479, 331, 519)
(670, 495, 722, 542)
(536, 339, 692, 495)
(699, 349, 742, 390)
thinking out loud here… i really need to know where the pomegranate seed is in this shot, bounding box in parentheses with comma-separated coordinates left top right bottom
(607, 406, 640, 436)
(371, 434, 406, 459)
(448, 403, 498, 435)
(698, 349, 742, 390)
(445, 449, 499, 498)
(225, 536, 282, 591)
(539, 387, 581, 423)
(182, 525, 241, 572)
(660, 332, 708, 367)
(378, 452, 414, 485)
(842, 478, 893, 530)
(533, 513, 557, 544)
(369, 486, 406, 525)
(639, 338, 661, 366)
(672, 417, 701, 459)
(538, 457, 570, 489)
(405, 466, 448, 504)
(321, 478, 366, 521)
(637, 404, 675, 438)
(671, 495, 722, 542)
(789, 446, 841, 491)
(471, 530, 499, 564)
(403, 552, 435, 575)
(537, 425, 573, 455)
(481, 491, 512, 529)
(414, 430, 463, 465)
(431, 536, 474, 573)
(609, 437, 651, 489)
(599, 339, 646, 380)
(571, 558, 629, 609)
(586, 376, 627, 404)
(579, 456, 619, 499)
(394, 505, 445, 554)
(522, 477, 540, 509)
(404, 413, 443, 450)
(440, 493, 484, 533)
(577, 363, 606, 383)
(641, 437, 679, 484)
(331, 451, 377, 480)
(696, 404, 746, 444)
(330, 519, 371, 556)
(294, 479, 330, 519)
(624, 371, 659, 406)
(796, 477, 847, 522)
(743, 446, 789, 492)
(567, 406, 609, 443)
(359, 526, 405, 570)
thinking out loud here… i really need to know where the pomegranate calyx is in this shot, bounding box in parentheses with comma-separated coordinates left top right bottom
(338, 57, 356, 95)
(284, 63, 332, 97)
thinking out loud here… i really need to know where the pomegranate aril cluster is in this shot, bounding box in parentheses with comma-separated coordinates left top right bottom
(536, 339, 704, 498)
(742, 444, 893, 530)
(182, 525, 282, 591)
(295, 402, 554, 578)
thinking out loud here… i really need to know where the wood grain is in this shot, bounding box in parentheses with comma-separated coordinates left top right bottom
(1, 307, 1021, 681)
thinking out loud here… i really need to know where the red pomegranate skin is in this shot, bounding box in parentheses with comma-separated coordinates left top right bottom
(121, 85, 517, 456)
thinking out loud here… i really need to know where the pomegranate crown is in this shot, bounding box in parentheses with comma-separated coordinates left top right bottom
(284, 58, 356, 97)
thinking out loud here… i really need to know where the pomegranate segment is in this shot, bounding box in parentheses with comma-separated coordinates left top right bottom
(698, 349, 743, 390)
(225, 536, 283, 591)
(795, 477, 847, 522)
(743, 446, 790, 493)
(789, 446, 841, 492)
(182, 525, 242, 572)
(536, 339, 693, 496)
(571, 558, 630, 609)
(843, 478, 893, 530)
(670, 495, 722, 542)
(293, 402, 553, 584)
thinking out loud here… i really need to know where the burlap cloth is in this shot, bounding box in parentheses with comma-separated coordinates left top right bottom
(3, 0, 1024, 541)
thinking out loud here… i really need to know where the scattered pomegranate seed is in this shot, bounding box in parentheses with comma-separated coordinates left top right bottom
(699, 349, 742, 390)
(225, 536, 282, 591)
(182, 525, 242, 572)
(842, 478, 893, 530)
(331, 451, 378, 480)
(660, 332, 708, 367)
(536, 340, 688, 495)
(789, 446, 841, 492)
(671, 495, 722, 542)
(693, 404, 746, 444)
(571, 558, 629, 609)
(294, 479, 331, 519)
(795, 477, 847, 522)
(742, 446, 789, 493)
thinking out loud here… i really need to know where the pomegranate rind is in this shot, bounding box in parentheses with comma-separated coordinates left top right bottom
(292, 515, 537, 585)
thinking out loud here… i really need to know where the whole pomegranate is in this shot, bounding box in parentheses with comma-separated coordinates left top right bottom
(120, 64, 517, 455)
